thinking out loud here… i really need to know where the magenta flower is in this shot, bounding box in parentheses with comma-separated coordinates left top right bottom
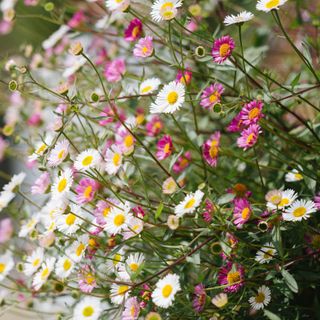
(203, 199, 214, 223)
(68, 10, 86, 29)
(218, 262, 245, 292)
(132, 205, 146, 218)
(145, 116, 163, 137)
(237, 124, 262, 150)
(202, 131, 221, 167)
(124, 18, 143, 42)
(173, 151, 191, 173)
(156, 135, 173, 160)
(104, 58, 126, 82)
(31, 172, 50, 195)
(200, 83, 224, 110)
(133, 36, 154, 58)
(314, 193, 320, 210)
(122, 297, 140, 320)
(75, 178, 100, 204)
(176, 69, 192, 85)
(241, 100, 264, 126)
(212, 35, 235, 64)
(233, 198, 252, 228)
(0, 218, 13, 243)
(227, 112, 245, 133)
(192, 283, 207, 313)
(78, 265, 97, 293)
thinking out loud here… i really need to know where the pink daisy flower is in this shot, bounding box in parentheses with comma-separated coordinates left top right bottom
(145, 116, 163, 137)
(233, 198, 252, 228)
(78, 265, 97, 293)
(314, 193, 320, 210)
(31, 172, 50, 195)
(227, 112, 245, 132)
(132, 205, 146, 218)
(104, 58, 126, 83)
(200, 83, 224, 110)
(68, 10, 86, 29)
(75, 178, 100, 204)
(217, 262, 245, 292)
(116, 127, 135, 155)
(156, 135, 173, 160)
(122, 297, 140, 320)
(237, 124, 262, 150)
(133, 36, 153, 58)
(212, 35, 235, 64)
(202, 199, 215, 223)
(176, 69, 192, 86)
(192, 283, 206, 313)
(124, 18, 143, 42)
(173, 151, 191, 173)
(241, 100, 264, 126)
(202, 131, 221, 167)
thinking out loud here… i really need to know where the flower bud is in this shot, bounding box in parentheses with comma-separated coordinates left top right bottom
(69, 42, 83, 56)
(167, 215, 179, 230)
(9, 80, 18, 91)
(195, 46, 206, 58)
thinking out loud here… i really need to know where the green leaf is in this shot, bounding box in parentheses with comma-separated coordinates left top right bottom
(281, 269, 298, 293)
(217, 193, 235, 205)
(290, 72, 301, 88)
(264, 309, 282, 320)
(155, 202, 164, 220)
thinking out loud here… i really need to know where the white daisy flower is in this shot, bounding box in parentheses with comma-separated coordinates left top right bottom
(55, 205, 83, 235)
(73, 296, 102, 320)
(74, 149, 101, 172)
(104, 202, 133, 235)
(256, 0, 287, 12)
(249, 285, 271, 310)
(55, 256, 75, 279)
(110, 282, 130, 305)
(3, 172, 26, 193)
(150, 81, 185, 114)
(105, 0, 130, 12)
(19, 215, 40, 237)
(224, 11, 254, 26)
(66, 235, 89, 262)
(174, 190, 204, 217)
(51, 168, 73, 200)
(29, 136, 53, 161)
(267, 189, 297, 211)
(151, 273, 181, 308)
(283, 199, 316, 222)
(211, 293, 228, 308)
(118, 253, 145, 279)
(24, 247, 44, 276)
(151, 0, 183, 22)
(122, 217, 144, 240)
(105, 146, 123, 175)
(106, 248, 126, 273)
(139, 78, 161, 95)
(255, 242, 277, 264)
(0, 251, 14, 281)
(0, 191, 15, 213)
(32, 257, 56, 291)
(285, 169, 303, 182)
(47, 139, 70, 167)
(162, 177, 178, 195)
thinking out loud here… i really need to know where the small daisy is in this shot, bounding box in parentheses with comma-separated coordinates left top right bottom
(146, 115, 164, 136)
(47, 139, 70, 167)
(150, 81, 185, 114)
(106, 0, 130, 12)
(110, 282, 131, 305)
(122, 217, 144, 240)
(51, 168, 73, 200)
(3, 172, 26, 193)
(29, 136, 52, 161)
(0, 251, 14, 281)
(176, 69, 192, 86)
(106, 248, 126, 272)
(174, 190, 204, 217)
(24, 247, 44, 276)
(56, 205, 83, 235)
(56, 255, 75, 279)
(139, 78, 161, 95)
(200, 83, 224, 110)
(104, 202, 133, 235)
(211, 293, 228, 308)
(249, 285, 271, 310)
(116, 127, 135, 155)
(75, 178, 100, 204)
(133, 36, 154, 58)
(73, 297, 102, 320)
(255, 242, 277, 264)
(285, 169, 303, 182)
(79, 264, 97, 293)
(105, 146, 123, 175)
(217, 262, 245, 293)
(32, 257, 56, 291)
(167, 215, 179, 230)
(267, 189, 298, 210)
(151, 273, 181, 308)
(283, 199, 316, 222)
(256, 0, 287, 12)
(162, 177, 178, 194)
(124, 18, 143, 42)
(202, 131, 221, 167)
(151, 0, 183, 22)
(240, 100, 264, 126)
(118, 253, 145, 279)
(173, 151, 191, 173)
(224, 11, 254, 26)
(122, 297, 140, 320)
(233, 198, 252, 228)
(212, 35, 235, 64)
(156, 135, 173, 160)
(237, 124, 262, 150)
(74, 149, 101, 172)
(18, 215, 40, 237)
(67, 235, 89, 262)
(31, 172, 50, 195)
(0, 191, 15, 213)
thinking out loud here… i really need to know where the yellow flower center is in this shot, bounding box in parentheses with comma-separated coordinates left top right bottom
(57, 178, 67, 193)
(132, 26, 140, 38)
(66, 213, 76, 226)
(248, 107, 260, 120)
(32, 258, 40, 267)
(82, 306, 94, 317)
(266, 0, 280, 9)
(163, 143, 171, 154)
(141, 85, 152, 93)
(219, 43, 230, 57)
(246, 133, 255, 144)
(84, 185, 93, 199)
(160, 2, 175, 20)
(263, 249, 274, 259)
(130, 306, 136, 316)
(142, 46, 149, 54)
(167, 91, 178, 104)
(162, 284, 173, 298)
(227, 271, 240, 285)
(113, 253, 122, 266)
(209, 145, 218, 159)
(255, 292, 266, 303)
(179, 74, 190, 85)
(118, 285, 129, 295)
(293, 206, 307, 218)
(278, 198, 289, 207)
(36, 144, 47, 155)
(241, 207, 250, 220)
(76, 243, 85, 256)
(270, 194, 282, 204)
(57, 149, 65, 159)
(103, 207, 111, 217)
(124, 135, 134, 148)
(82, 155, 93, 167)
(63, 259, 72, 271)
(209, 91, 219, 103)
(113, 153, 121, 166)
(129, 263, 139, 272)
(294, 173, 303, 180)
(184, 198, 196, 209)
(114, 214, 125, 226)
(41, 267, 49, 279)
(0, 263, 6, 273)
(86, 273, 95, 284)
